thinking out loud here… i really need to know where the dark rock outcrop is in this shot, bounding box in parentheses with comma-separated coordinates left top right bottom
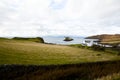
(63, 37, 73, 41)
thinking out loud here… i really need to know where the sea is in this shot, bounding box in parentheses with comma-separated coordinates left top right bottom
(43, 36, 85, 45)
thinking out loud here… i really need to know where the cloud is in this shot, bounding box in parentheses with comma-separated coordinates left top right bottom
(49, 0, 67, 10)
(0, 0, 120, 37)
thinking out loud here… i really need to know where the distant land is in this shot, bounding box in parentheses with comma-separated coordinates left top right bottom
(85, 34, 120, 44)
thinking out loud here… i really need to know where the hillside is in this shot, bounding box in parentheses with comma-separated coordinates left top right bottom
(0, 39, 120, 80)
(85, 34, 120, 44)
(12, 37, 44, 43)
(0, 39, 119, 65)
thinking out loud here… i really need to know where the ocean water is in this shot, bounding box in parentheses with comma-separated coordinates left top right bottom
(43, 37, 85, 45)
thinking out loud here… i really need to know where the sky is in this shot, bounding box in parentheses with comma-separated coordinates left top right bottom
(0, 0, 120, 37)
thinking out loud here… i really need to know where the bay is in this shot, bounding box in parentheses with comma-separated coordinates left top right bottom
(43, 36, 85, 45)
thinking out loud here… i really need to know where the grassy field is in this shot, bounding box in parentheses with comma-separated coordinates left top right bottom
(0, 39, 120, 65)
(0, 39, 120, 80)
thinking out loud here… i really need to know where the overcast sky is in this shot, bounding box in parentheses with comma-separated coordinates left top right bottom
(0, 0, 120, 37)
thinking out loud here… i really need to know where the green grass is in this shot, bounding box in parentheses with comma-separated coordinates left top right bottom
(0, 39, 120, 65)
(0, 39, 120, 80)
(12, 37, 44, 43)
(101, 41, 120, 44)
(69, 44, 120, 55)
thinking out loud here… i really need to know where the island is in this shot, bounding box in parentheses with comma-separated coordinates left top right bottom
(63, 37, 74, 41)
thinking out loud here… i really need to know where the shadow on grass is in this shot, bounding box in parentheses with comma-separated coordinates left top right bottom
(0, 60, 120, 80)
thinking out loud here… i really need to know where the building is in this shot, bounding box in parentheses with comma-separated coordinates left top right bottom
(83, 39, 100, 46)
